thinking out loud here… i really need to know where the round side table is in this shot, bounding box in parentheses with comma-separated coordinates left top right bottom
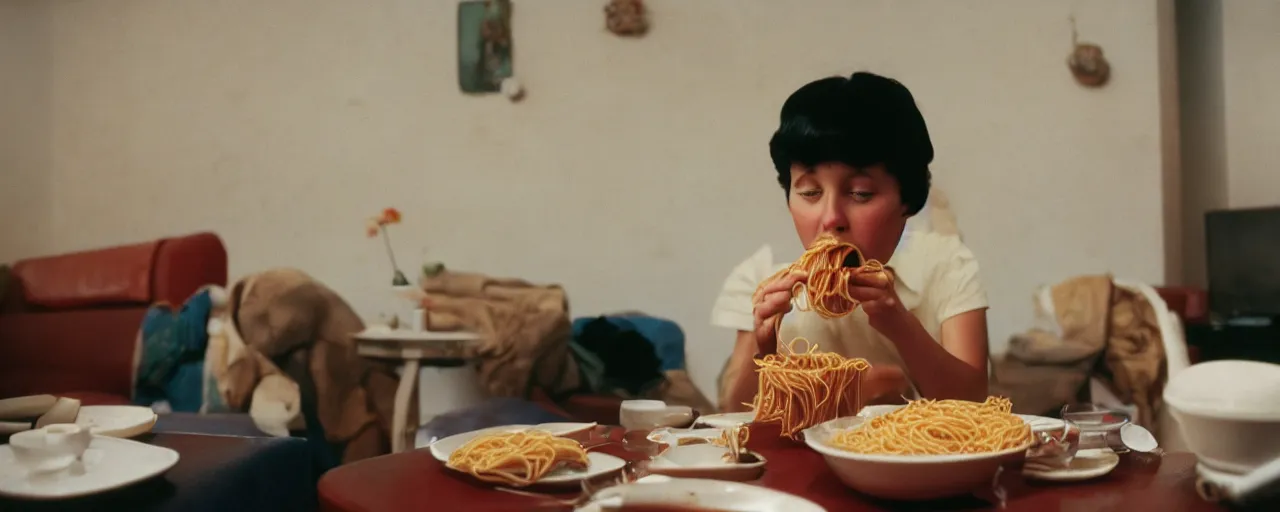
(353, 328, 482, 453)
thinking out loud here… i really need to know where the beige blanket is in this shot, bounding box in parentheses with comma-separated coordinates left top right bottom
(206, 268, 403, 463)
(990, 275, 1166, 429)
(422, 271, 581, 398)
(422, 271, 715, 414)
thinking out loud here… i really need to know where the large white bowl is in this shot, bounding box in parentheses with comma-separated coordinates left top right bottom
(802, 415, 1032, 500)
(1164, 360, 1280, 474)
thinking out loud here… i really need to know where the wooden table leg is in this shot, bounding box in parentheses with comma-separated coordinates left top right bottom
(391, 359, 420, 453)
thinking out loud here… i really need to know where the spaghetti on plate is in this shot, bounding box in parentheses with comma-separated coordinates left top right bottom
(446, 429, 588, 486)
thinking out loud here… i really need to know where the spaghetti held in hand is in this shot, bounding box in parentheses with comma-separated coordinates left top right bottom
(446, 430, 589, 486)
(829, 396, 1032, 455)
(754, 233, 894, 322)
(752, 339, 871, 439)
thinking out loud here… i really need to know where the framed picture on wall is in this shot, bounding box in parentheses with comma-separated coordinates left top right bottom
(457, 0, 513, 94)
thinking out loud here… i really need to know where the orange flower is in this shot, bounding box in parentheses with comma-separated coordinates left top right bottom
(365, 219, 380, 238)
(378, 208, 402, 226)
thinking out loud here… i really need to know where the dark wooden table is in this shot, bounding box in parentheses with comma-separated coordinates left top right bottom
(317, 423, 1230, 511)
(1, 432, 316, 512)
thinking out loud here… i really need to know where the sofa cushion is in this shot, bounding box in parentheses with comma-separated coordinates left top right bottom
(61, 391, 134, 406)
(0, 309, 145, 399)
(12, 241, 159, 309)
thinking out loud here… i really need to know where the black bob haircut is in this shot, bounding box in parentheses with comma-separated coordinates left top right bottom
(768, 71, 933, 216)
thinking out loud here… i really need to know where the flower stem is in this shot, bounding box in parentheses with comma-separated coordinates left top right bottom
(380, 225, 401, 273)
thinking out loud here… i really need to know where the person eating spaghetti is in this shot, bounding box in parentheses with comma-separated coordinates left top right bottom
(713, 71, 989, 413)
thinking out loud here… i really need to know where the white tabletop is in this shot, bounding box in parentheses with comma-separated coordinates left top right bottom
(353, 328, 481, 343)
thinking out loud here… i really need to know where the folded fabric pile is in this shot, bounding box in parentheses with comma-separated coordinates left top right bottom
(0, 394, 80, 435)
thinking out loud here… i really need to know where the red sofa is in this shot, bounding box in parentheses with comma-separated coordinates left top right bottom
(0, 233, 227, 405)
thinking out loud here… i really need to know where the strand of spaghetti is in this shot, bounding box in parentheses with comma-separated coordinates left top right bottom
(752, 339, 871, 439)
(828, 397, 1032, 455)
(755, 233, 894, 325)
(446, 430, 589, 486)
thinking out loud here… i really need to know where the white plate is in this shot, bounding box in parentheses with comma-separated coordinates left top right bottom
(428, 422, 597, 462)
(446, 449, 625, 487)
(1023, 448, 1120, 481)
(75, 406, 157, 438)
(695, 412, 756, 429)
(575, 478, 825, 512)
(531, 451, 626, 485)
(0, 436, 179, 500)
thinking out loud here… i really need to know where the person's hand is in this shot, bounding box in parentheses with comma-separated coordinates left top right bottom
(751, 270, 808, 355)
(846, 268, 913, 335)
(861, 364, 911, 405)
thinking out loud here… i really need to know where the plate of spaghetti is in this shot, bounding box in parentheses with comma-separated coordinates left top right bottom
(429, 422, 597, 462)
(443, 429, 625, 488)
(802, 397, 1035, 500)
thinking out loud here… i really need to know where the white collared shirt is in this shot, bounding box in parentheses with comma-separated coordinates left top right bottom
(709, 230, 989, 396)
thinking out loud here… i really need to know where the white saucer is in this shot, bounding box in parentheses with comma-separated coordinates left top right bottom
(646, 427, 725, 446)
(1023, 448, 1120, 482)
(575, 478, 825, 512)
(694, 412, 756, 429)
(0, 436, 179, 500)
(427, 422, 597, 462)
(75, 406, 158, 438)
(648, 444, 768, 482)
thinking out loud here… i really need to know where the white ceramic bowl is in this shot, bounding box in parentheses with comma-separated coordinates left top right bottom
(1164, 360, 1280, 474)
(802, 415, 1031, 500)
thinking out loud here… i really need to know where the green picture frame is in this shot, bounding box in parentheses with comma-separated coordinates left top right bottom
(457, 0, 514, 94)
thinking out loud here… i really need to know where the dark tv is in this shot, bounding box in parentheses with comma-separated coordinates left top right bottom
(1205, 206, 1280, 319)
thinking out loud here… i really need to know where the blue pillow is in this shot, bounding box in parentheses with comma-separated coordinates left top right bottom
(571, 314, 686, 371)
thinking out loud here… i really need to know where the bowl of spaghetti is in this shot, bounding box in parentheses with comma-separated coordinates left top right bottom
(802, 397, 1034, 500)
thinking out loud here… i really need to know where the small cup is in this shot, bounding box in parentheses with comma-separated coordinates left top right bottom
(9, 423, 93, 476)
(620, 400, 693, 431)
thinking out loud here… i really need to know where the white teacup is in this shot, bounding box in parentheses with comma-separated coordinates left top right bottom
(8, 423, 93, 475)
(620, 400, 693, 430)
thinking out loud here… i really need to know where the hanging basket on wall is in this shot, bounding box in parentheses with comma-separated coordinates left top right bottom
(605, 0, 649, 37)
(1067, 43, 1111, 88)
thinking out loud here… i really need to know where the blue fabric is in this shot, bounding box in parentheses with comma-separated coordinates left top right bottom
(571, 314, 686, 371)
(135, 288, 214, 412)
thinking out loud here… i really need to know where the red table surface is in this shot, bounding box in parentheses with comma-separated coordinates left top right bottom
(318, 423, 1225, 512)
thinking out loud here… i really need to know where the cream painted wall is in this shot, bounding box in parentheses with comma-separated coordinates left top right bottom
(5, 0, 1179, 401)
(1177, 0, 1280, 287)
(1176, 0, 1229, 288)
(0, 1, 51, 263)
(1222, 0, 1280, 210)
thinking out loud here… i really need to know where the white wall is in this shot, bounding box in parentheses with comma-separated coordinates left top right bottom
(1221, 0, 1280, 210)
(1176, 0, 1229, 288)
(3, 0, 1180, 401)
(1177, 0, 1280, 287)
(0, 1, 51, 262)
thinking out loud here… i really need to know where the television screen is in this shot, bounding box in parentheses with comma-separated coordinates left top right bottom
(1205, 206, 1280, 318)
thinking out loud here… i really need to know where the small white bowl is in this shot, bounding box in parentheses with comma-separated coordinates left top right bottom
(619, 400, 693, 430)
(1164, 360, 1280, 474)
(802, 416, 1031, 500)
(8, 424, 93, 475)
